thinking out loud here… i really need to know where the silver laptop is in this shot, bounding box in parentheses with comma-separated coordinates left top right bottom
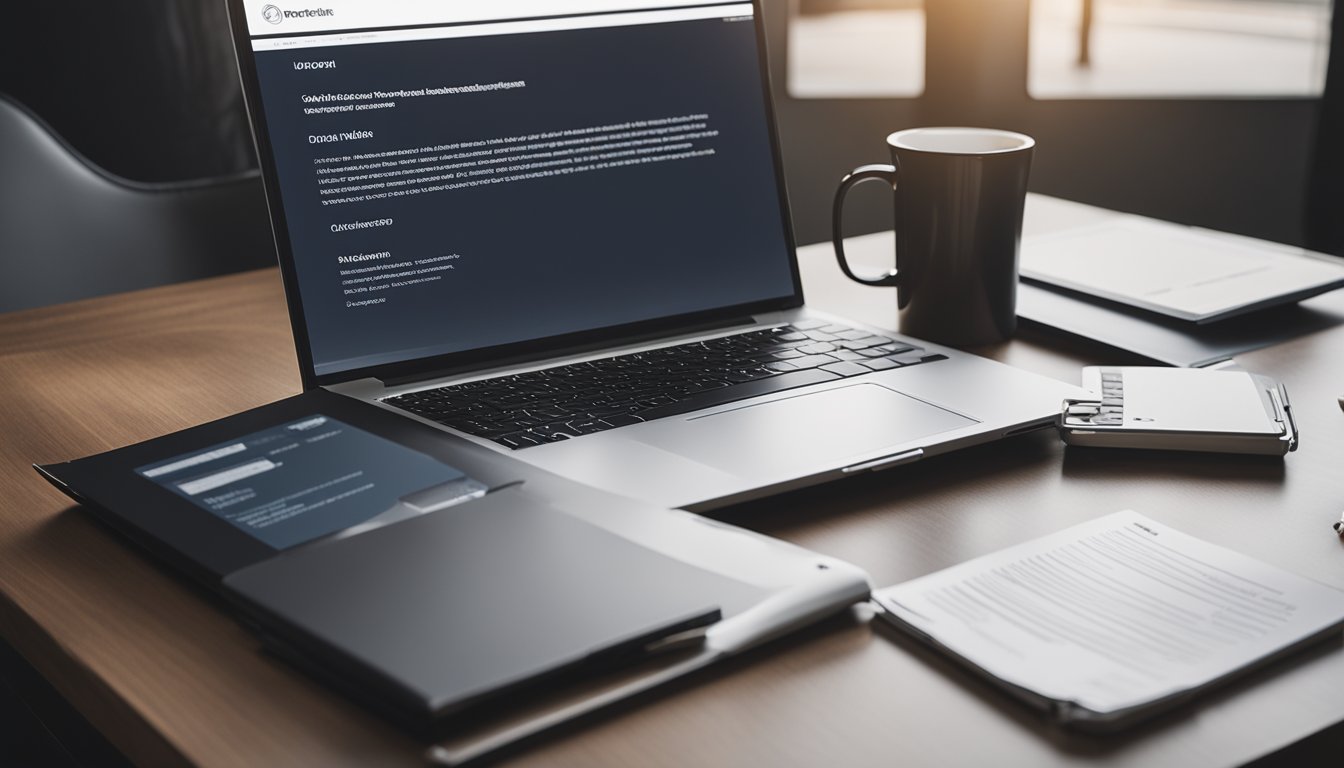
(226, 0, 1082, 511)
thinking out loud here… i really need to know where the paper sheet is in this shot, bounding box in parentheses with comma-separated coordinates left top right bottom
(1021, 219, 1344, 321)
(874, 511, 1344, 716)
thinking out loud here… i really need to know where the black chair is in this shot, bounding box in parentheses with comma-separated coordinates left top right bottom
(0, 93, 275, 314)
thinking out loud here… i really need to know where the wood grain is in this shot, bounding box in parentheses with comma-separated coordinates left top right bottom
(0, 197, 1341, 767)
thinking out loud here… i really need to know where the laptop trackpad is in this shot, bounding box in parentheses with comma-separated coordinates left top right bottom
(640, 383, 978, 479)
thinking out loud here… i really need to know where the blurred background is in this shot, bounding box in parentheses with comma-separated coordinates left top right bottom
(781, 0, 1341, 253)
(1, 2, 254, 181)
(0, 0, 1339, 282)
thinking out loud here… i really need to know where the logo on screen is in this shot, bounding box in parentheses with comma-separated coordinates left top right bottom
(261, 6, 335, 24)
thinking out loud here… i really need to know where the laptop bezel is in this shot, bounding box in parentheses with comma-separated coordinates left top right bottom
(224, 0, 805, 391)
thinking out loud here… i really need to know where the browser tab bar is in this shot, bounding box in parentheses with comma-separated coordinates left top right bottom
(241, 0, 736, 36)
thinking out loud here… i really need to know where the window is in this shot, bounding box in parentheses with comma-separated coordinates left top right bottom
(787, 0, 925, 97)
(1029, 0, 1333, 98)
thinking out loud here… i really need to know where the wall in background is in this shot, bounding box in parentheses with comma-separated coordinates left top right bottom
(1307, 1, 1344, 255)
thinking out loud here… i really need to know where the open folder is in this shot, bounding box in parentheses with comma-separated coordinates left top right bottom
(34, 389, 870, 762)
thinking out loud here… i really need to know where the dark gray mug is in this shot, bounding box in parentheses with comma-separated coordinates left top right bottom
(832, 127, 1034, 347)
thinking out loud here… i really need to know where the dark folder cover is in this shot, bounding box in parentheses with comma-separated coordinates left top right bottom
(35, 391, 763, 734)
(223, 484, 730, 723)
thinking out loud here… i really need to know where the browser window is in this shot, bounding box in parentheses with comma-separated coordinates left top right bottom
(239, 0, 795, 377)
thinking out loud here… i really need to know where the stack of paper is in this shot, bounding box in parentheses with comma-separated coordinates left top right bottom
(1021, 219, 1344, 323)
(874, 511, 1344, 728)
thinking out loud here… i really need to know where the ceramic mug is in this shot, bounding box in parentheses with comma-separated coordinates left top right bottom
(832, 127, 1034, 346)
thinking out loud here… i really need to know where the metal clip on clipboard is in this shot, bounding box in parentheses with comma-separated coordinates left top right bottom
(1058, 366, 1298, 456)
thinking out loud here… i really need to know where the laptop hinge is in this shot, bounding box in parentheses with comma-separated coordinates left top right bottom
(378, 316, 758, 388)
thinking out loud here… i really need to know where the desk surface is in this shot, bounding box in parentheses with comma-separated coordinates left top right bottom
(1, 195, 1341, 767)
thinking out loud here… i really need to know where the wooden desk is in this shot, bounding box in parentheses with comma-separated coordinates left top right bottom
(1, 196, 1341, 766)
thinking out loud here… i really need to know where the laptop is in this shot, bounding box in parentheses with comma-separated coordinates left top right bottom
(225, 0, 1082, 511)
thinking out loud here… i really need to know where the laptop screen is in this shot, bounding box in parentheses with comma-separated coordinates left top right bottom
(234, 0, 798, 380)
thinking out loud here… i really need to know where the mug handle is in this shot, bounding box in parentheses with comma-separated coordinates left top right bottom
(832, 164, 901, 287)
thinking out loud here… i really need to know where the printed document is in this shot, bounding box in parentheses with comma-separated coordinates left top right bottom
(874, 511, 1344, 718)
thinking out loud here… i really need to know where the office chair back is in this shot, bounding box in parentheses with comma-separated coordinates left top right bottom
(0, 94, 276, 313)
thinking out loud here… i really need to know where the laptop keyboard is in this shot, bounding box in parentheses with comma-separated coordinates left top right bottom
(383, 319, 947, 449)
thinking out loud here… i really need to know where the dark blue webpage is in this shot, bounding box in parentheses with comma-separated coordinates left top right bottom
(251, 12, 795, 377)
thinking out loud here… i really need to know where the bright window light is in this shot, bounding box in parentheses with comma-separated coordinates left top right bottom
(1030, 0, 1333, 98)
(787, 0, 926, 98)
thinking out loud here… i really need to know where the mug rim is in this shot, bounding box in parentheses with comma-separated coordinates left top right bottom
(887, 127, 1035, 155)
